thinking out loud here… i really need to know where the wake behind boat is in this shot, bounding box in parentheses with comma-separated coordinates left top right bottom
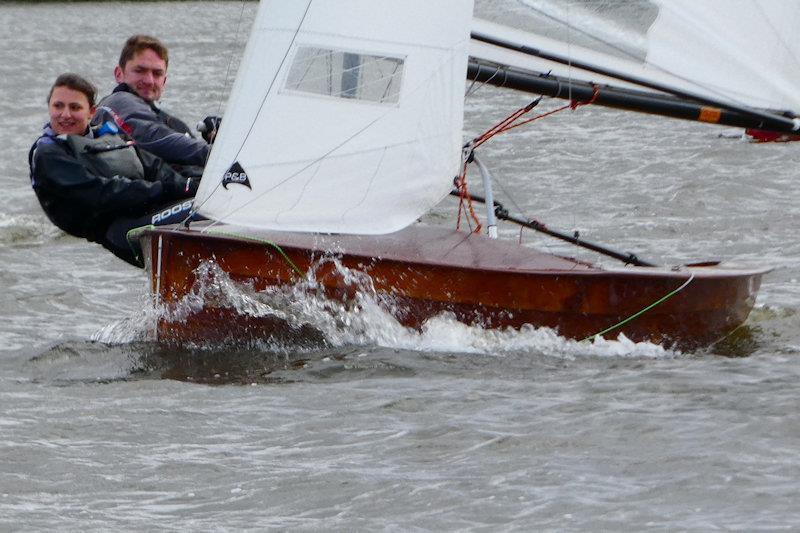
(136, 0, 777, 350)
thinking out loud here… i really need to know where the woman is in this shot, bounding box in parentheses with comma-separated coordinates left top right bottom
(28, 73, 199, 267)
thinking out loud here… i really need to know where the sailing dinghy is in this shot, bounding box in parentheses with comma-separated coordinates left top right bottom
(138, 0, 768, 349)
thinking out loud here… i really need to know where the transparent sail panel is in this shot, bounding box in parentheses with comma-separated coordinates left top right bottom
(284, 47, 405, 104)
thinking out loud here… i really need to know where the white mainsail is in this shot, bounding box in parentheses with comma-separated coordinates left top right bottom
(470, 0, 800, 114)
(195, 0, 474, 235)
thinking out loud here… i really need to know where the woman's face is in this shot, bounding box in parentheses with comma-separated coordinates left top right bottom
(48, 86, 95, 135)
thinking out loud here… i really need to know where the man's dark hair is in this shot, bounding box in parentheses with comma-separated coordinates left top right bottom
(47, 73, 97, 107)
(119, 34, 169, 69)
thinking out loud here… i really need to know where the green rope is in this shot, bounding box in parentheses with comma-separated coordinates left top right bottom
(124, 224, 158, 266)
(202, 228, 307, 278)
(125, 225, 306, 278)
(126, 224, 154, 244)
(582, 271, 695, 343)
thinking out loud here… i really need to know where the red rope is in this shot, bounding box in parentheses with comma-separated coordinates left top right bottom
(473, 86, 601, 148)
(457, 88, 600, 235)
(472, 105, 533, 148)
(500, 86, 601, 135)
(455, 161, 482, 234)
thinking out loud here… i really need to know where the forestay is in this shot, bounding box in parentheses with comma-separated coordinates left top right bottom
(195, 0, 474, 234)
(471, 0, 800, 114)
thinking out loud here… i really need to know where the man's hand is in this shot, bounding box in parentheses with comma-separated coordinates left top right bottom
(198, 116, 222, 144)
(165, 174, 200, 199)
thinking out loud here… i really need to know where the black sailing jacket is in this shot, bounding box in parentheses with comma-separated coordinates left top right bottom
(28, 126, 191, 243)
(92, 83, 210, 171)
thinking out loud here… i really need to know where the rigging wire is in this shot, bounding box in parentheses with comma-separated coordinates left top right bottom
(187, 0, 315, 225)
(566, 0, 572, 103)
(215, 0, 250, 119)
(181, 0, 258, 226)
(465, 62, 503, 99)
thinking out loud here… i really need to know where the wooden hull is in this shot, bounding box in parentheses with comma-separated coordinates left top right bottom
(139, 223, 766, 350)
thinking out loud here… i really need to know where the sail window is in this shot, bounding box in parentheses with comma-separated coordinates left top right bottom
(284, 46, 404, 104)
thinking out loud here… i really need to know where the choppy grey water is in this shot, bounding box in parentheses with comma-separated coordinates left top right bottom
(2, 1, 800, 530)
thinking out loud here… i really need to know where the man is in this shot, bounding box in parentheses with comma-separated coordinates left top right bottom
(92, 35, 217, 175)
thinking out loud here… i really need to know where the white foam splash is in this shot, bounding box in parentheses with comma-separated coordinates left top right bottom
(384, 316, 672, 359)
(90, 304, 157, 345)
(94, 257, 674, 359)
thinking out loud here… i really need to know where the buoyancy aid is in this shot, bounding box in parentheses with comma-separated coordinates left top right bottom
(65, 133, 145, 181)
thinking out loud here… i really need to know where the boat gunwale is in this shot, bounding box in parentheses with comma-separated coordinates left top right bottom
(137, 224, 770, 281)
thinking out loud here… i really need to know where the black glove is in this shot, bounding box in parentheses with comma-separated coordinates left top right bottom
(164, 174, 200, 200)
(198, 116, 222, 144)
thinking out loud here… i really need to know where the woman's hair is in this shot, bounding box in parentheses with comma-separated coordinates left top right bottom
(47, 73, 97, 107)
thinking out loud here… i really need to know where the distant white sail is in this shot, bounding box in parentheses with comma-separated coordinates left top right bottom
(470, 17, 659, 93)
(196, 0, 474, 234)
(471, 0, 800, 114)
(648, 0, 800, 113)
